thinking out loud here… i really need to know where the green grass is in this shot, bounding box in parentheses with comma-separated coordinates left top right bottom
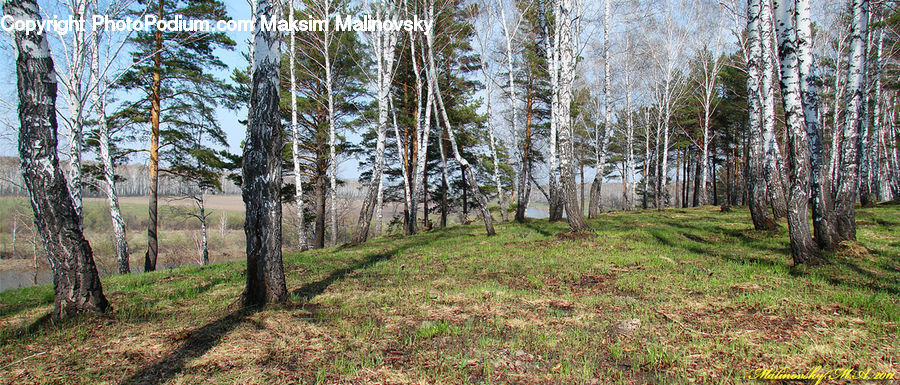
(0, 204, 897, 384)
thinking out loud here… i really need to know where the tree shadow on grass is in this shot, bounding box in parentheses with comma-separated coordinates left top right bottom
(0, 312, 53, 345)
(651, 220, 900, 297)
(120, 306, 254, 385)
(290, 250, 395, 301)
(120, 249, 399, 385)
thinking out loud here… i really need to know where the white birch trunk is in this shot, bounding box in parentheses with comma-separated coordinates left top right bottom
(794, 0, 835, 248)
(412, 33, 434, 230)
(288, 3, 308, 251)
(324, 1, 337, 246)
(354, 2, 397, 243)
(547, 5, 562, 221)
(426, 0, 495, 235)
(773, 0, 822, 264)
(760, 0, 788, 218)
(61, 0, 91, 222)
(497, 0, 520, 208)
(199, 192, 209, 265)
(835, 0, 868, 241)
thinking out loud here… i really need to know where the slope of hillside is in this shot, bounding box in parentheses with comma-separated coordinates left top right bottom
(0, 205, 897, 384)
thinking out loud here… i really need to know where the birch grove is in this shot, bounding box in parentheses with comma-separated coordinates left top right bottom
(3, 0, 899, 304)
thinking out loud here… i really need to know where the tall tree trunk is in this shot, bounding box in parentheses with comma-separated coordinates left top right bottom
(515, 75, 534, 222)
(477, 37, 508, 222)
(439, 126, 449, 228)
(556, 0, 587, 231)
(8, 0, 109, 320)
(760, 2, 788, 220)
(64, 0, 89, 223)
(625, 58, 636, 210)
(773, 0, 826, 265)
(314, 174, 326, 248)
(794, 0, 836, 249)
(90, 33, 130, 274)
(289, 6, 309, 251)
(746, 0, 777, 230)
(145, 0, 163, 272)
(589, 0, 612, 219)
(412, 30, 432, 233)
(548, 9, 563, 222)
(498, 0, 519, 221)
(199, 192, 209, 266)
(835, 0, 868, 242)
(326, 25, 338, 246)
(391, 97, 415, 235)
(426, 5, 495, 235)
(642, 109, 651, 210)
(872, 13, 890, 201)
(242, 0, 287, 306)
(354, 9, 396, 243)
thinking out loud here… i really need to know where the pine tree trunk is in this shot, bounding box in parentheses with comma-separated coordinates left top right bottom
(242, 0, 287, 306)
(7, 0, 109, 320)
(145, 0, 163, 272)
(515, 80, 534, 222)
(772, 0, 826, 265)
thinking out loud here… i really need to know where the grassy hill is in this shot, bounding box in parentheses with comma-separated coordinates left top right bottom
(0, 205, 897, 384)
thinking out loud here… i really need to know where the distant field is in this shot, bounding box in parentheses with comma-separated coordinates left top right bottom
(0, 196, 247, 281)
(98, 195, 248, 213)
(0, 204, 896, 384)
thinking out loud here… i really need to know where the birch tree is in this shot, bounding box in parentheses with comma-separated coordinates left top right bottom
(426, 0, 496, 236)
(242, 0, 288, 306)
(834, 0, 868, 242)
(759, 0, 789, 219)
(553, 0, 587, 230)
(6, 0, 109, 320)
(794, 0, 836, 248)
(589, 0, 612, 218)
(772, 0, 825, 265)
(354, 0, 399, 244)
(89, 15, 132, 274)
(746, 0, 776, 230)
(646, 0, 687, 210)
(288, 0, 308, 251)
(55, 0, 91, 222)
(473, 4, 509, 222)
(411, 25, 434, 233)
(497, 0, 522, 210)
(691, 19, 726, 207)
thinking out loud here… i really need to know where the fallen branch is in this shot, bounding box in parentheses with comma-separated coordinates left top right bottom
(0, 351, 46, 371)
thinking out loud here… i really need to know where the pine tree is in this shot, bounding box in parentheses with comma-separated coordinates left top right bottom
(117, 0, 235, 271)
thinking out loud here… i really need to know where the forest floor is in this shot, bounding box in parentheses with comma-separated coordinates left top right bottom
(0, 204, 897, 384)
